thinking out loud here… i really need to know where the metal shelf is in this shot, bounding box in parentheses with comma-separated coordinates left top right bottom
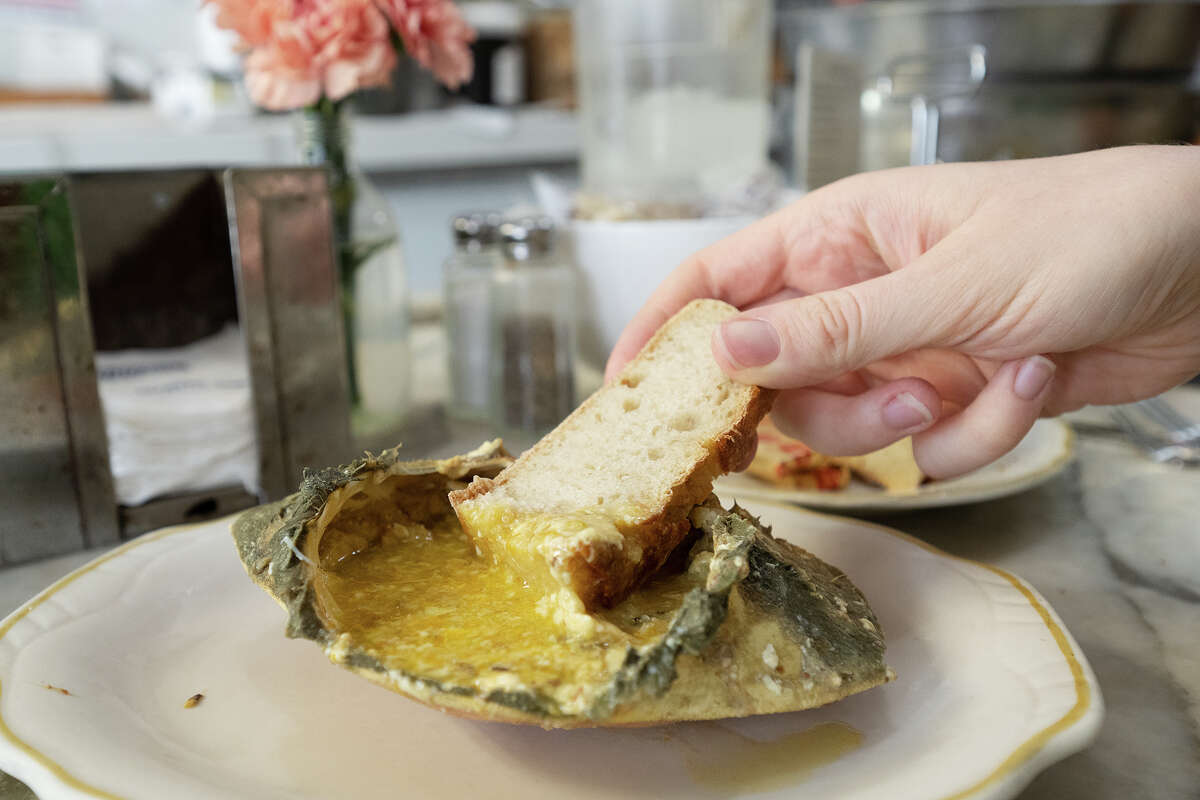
(0, 103, 578, 173)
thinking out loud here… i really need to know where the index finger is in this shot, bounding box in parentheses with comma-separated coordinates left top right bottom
(603, 212, 792, 381)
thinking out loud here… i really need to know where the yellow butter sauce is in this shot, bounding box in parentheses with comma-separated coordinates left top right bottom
(316, 498, 702, 703)
(681, 721, 863, 795)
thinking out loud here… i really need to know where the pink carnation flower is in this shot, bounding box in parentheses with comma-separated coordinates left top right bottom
(210, 0, 283, 48)
(379, 0, 475, 90)
(209, 0, 474, 110)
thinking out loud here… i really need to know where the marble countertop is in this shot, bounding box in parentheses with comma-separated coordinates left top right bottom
(2, 388, 1197, 799)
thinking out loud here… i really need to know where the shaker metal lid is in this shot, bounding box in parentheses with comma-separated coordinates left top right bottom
(500, 215, 556, 261)
(452, 211, 503, 248)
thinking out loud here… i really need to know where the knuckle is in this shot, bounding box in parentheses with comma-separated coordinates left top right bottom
(793, 292, 865, 370)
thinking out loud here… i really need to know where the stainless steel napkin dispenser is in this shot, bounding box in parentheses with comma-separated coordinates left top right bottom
(0, 168, 352, 565)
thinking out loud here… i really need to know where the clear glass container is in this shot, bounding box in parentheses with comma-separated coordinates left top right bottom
(489, 217, 576, 437)
(444, 211, 502, 420)
(573, 0, 772, 215)
(296, 102, 411, 428)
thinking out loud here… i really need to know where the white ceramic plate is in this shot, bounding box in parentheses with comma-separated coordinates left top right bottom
(0, 503, 1102, 800)
(718, 419, 1075, 513)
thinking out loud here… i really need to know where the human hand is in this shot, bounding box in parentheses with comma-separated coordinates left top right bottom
(605, 146, 1200, 478)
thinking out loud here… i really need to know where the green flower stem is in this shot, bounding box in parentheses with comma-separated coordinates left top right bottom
(303, 97, 360, 406)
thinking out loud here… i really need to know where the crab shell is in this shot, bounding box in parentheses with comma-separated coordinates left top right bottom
(231, 442, 893, 728)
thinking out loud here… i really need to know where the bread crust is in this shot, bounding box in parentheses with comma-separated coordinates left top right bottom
(450, 300, 776, 610)
(716, 384, 777, 473)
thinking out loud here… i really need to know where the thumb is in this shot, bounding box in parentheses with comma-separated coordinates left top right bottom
(711, 267, 962, 388)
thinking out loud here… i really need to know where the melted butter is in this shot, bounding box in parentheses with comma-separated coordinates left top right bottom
(682, 721, 863, 795)
(597, 567, 697, 646)
(318, 499, 703, 707)
(455, 502, 642, 600)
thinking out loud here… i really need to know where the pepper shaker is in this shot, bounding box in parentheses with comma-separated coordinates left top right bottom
(489, 217, 576, 437)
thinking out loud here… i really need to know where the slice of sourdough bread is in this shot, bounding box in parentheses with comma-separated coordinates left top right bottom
(449, 298, 775, 612)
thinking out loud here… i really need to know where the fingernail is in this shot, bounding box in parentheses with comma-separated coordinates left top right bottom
(1013, 355, 1056, 401)
(719, 318, 781, 368)
(882, 392, 934, 431)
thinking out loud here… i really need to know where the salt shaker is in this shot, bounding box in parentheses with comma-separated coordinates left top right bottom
(443, 211, 502, 420)
(489, 217, 576, 437)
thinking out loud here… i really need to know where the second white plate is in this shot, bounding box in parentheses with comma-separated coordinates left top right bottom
(718, 418, 1074, 513)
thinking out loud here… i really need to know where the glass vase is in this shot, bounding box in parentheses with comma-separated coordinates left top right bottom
(295, 99, 411, 427)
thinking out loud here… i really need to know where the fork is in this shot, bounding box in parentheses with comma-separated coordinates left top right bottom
(1134, 397, 1200, 444)
(1111, 399, 1200, 466)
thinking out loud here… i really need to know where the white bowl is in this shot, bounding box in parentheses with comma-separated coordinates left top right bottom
(568, 215, 755, 367)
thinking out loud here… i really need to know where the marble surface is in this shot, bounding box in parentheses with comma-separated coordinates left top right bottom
(1, 388, 1198, 799)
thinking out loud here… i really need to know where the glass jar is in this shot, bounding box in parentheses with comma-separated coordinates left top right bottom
(573, 0, 772, 216)
(489, 217, 576, 437)
(296, 100, 410, 427)
(443, 211, 502, 420)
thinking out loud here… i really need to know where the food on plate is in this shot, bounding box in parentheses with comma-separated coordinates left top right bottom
(232, 445, 892, 728)
(835, 438, 924, 493)
(231, 299, 892, 728)
(748, 419, 850, 490)
(451, 299, 773, 612)
(750, 418, 925, 494)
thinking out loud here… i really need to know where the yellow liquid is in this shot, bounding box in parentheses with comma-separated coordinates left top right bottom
(683, 721, 863, 795)
(316, 498, 700, 703)
(454, 501, 647, 610)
